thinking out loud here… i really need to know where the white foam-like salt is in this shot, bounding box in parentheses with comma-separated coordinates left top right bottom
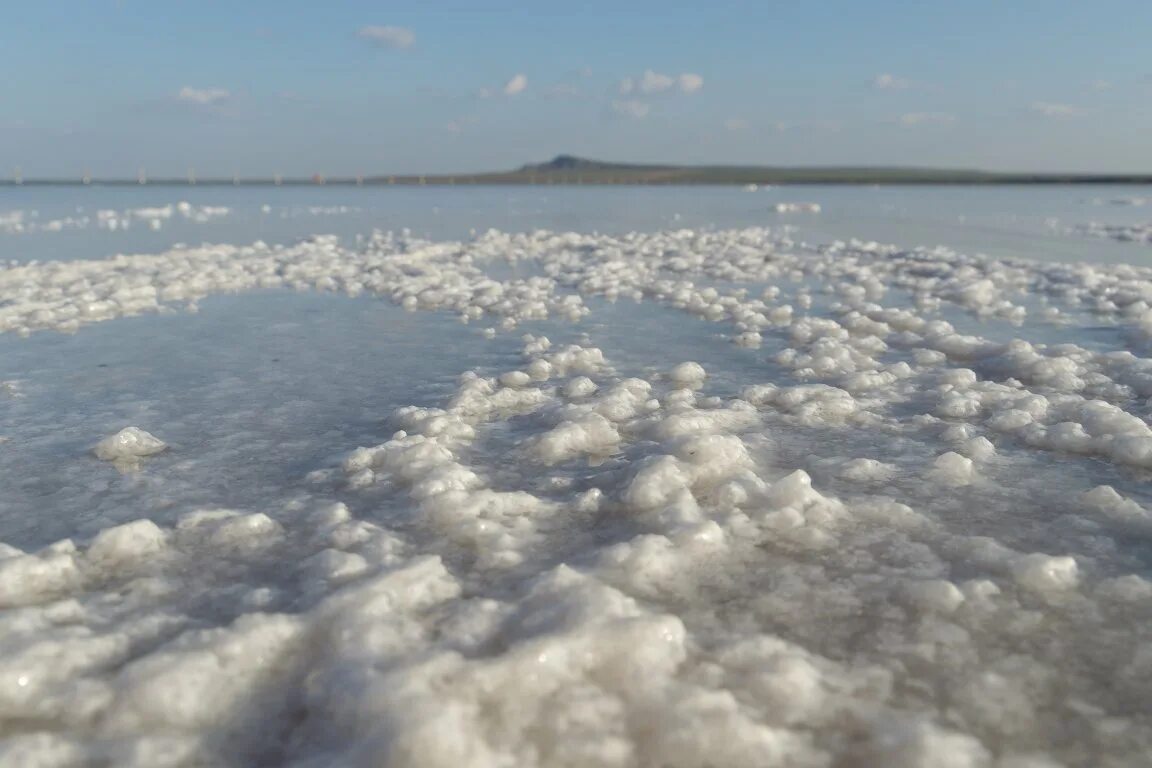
(0, 202, 232, 236)
(92, 427, 168, 462)
(4, 221, 1152, 766)
(773, 202, 822, 214)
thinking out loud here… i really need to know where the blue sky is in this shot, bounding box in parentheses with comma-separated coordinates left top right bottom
(2, 0, 1150, 176)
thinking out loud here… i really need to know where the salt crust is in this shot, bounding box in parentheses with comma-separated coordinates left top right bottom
(0, 203, 230, 235)
(92, 427, 168, 462)
(4, 227, 1152, 765)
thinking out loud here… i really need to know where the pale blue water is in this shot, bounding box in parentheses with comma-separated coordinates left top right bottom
(2, 185, 1150, 265)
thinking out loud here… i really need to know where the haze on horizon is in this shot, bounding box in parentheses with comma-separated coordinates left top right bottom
(2, 0, 1150, 178)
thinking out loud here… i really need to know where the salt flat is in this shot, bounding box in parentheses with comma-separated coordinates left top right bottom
(2, 187, 1152, 767)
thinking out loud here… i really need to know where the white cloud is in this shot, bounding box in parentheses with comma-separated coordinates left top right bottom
(619, 70, 703, 95)
(1091, 79, 1113, 91)
(873, 73, 910, 90)
(899, 112, 955, 126)
(638, 70, 675, 94)
(724, 117, 749, 131)
(357, 25, 415, 50)
(1030, 101, 1080, 117)
(177, 87, 230, 106)
(503, 73, 528, 96)
(678, 73, 704, 93)
(612, 99, 650, 119)
(477, 74, 528, 99)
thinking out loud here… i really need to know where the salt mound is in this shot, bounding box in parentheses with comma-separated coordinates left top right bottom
(92, 427, 168, 461)
(669, 361, 707, 387)
(774, 202, 822, 214)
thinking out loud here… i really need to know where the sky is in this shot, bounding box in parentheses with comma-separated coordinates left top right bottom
(1, 0, 1150, 177)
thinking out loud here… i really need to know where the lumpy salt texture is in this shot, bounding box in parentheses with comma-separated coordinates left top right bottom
(3, 220, 1152, 767)
(92, 427, 167, 461)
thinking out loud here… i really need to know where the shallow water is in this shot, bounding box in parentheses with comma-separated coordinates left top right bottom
(3, 188, 1152, 768)
(2, 184, 1151, 264)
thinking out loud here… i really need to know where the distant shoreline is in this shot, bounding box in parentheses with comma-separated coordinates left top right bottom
(4, 155, 1151, 187)
(6, 178, 1152, 188)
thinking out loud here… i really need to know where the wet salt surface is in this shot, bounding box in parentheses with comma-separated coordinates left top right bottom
(3, 190, 1152, 767)
(0, 291, 515, 550)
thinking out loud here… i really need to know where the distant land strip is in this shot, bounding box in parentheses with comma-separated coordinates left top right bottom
(4, 155, 1152, 187)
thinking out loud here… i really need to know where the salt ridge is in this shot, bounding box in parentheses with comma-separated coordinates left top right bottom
(3, 226, 1152, 765)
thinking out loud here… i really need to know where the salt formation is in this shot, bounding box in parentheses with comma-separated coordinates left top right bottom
(773, 202, 822, 213)
(0, 203, 231, 235)
(92, 427, 167, 461)
(4, 224, 1152, 765)
(1074, 221, 1152, 244)
(1089, 196, 1149, 207)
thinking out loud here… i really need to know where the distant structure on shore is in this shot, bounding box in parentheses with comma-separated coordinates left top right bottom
(6, 156, 1152, 187)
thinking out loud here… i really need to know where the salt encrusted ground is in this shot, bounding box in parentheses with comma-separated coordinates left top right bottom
(3, 226, 1152, 766)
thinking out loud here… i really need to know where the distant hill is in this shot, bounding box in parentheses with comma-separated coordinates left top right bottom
(6, 155, 1152, 186)
(518, 155, 680, 173)
(506, 156, 1148, 185)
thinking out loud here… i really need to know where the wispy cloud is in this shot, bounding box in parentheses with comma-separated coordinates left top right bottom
(899, 112, 955, 126)
(678, 73, 704, 93)
(177, 87, 230, 106)
(612, 99, 651, 119)
(724, 117, 749, 131)
(542, 68, 592, 100)
(1091, 79, 1113, 91)
(446, 116, 479, 133)
(357, 25, 415, 50)
(619, 69, 704, 96)
(1030, 101, 1080, 117)
(477, 74, 528, 99)
(872, 73, 911, 90)
(773, 119, 842, 134)
(503, 73, 528, 96)
(543, 83, 583, 99)
(612, 70, 702, 119)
